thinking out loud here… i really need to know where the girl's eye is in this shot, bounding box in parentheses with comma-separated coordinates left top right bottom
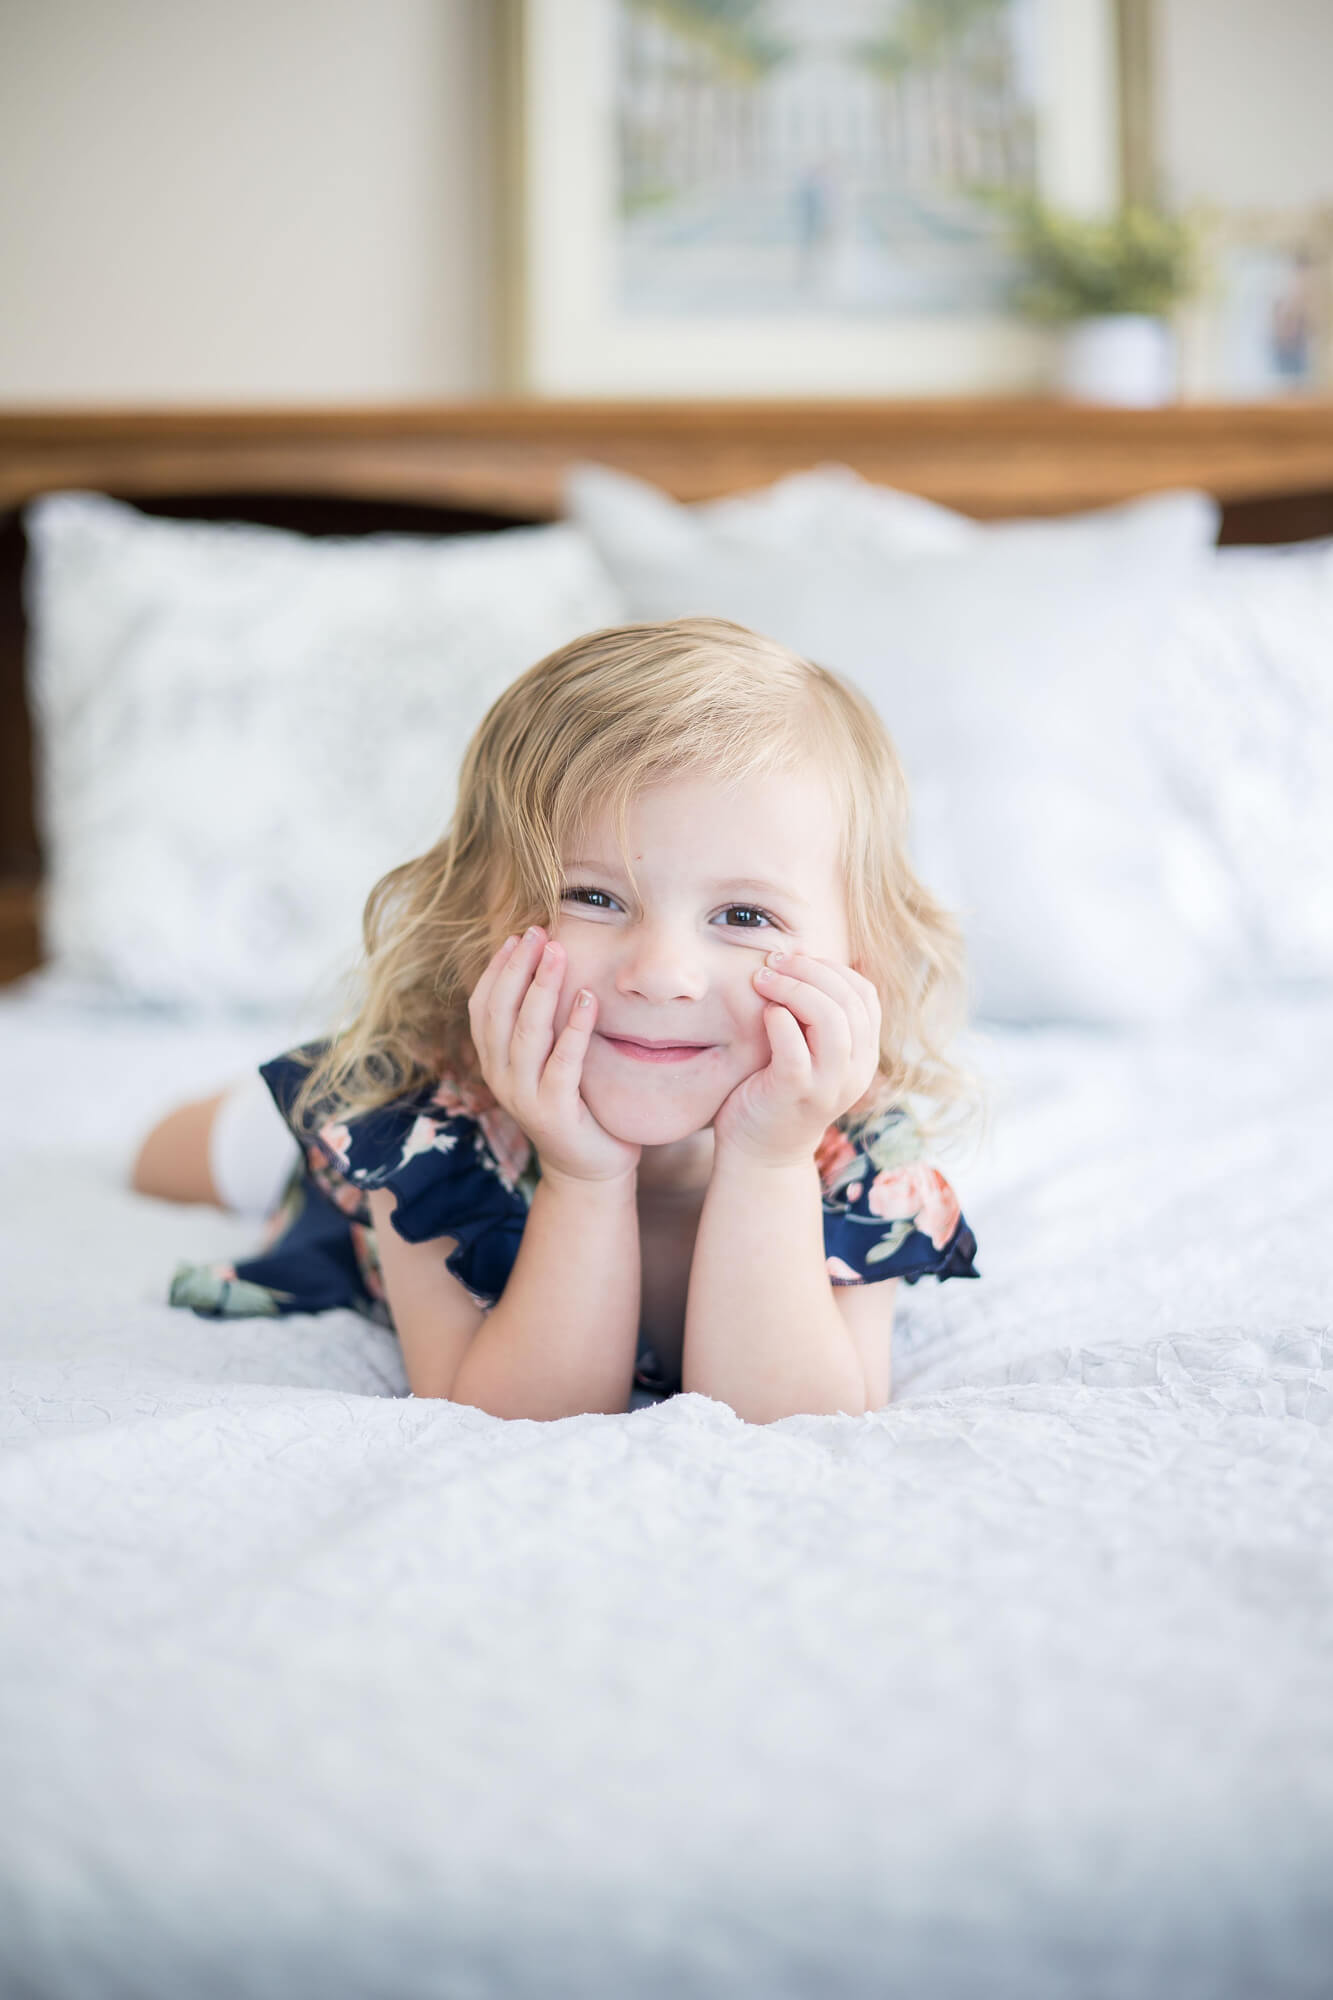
(561, 886, 619, 911)
(561, 888, 779, 930)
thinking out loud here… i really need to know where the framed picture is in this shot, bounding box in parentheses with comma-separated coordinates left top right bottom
(498, 0, 1130, 397)
(1177, 207, 1333, 403)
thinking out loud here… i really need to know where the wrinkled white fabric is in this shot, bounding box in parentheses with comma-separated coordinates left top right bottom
(1, 973, 1330, 1999)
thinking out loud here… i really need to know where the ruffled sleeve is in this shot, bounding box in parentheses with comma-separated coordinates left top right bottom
(815, 1104, 979, 1290)
(259, 1045, 541, 1310)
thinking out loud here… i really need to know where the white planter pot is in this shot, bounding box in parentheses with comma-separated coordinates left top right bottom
(1059, 314, 1177, 407)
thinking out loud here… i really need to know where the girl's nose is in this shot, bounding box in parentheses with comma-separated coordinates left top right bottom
(615, 925, 710, 1004)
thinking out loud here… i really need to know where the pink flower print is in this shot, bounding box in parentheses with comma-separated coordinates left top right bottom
(318, 1121, 353, 1172)
(866, 1163, 961, 1250)
(478, 1105, 533, 1192)
(846, 1182, 863, 1203)
(305, 1152, 366, 1219)
(815, 1126, 859, 1192)
(431, 1073, 496, 1120)
(826, 1255, 863, 1285)
(399, 1115, 459, 1171)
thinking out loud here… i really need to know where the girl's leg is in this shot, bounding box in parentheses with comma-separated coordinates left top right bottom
(130, 1092, 229, 1206)
(130, 1072, 300, 1214)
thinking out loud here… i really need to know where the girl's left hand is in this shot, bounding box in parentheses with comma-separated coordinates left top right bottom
(713, 951, 883, 1169)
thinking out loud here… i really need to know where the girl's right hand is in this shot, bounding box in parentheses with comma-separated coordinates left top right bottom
(467, 927, 641, 1187)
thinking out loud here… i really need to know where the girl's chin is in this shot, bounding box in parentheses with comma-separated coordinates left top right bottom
(580, 1076, 731, 1148)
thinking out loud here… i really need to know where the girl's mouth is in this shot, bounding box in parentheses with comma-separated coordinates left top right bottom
(598, 1034, 716, 1065)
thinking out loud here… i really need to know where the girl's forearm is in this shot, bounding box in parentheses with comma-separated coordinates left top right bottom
(682, 1154, 866, 1423)
(450, 1170, 641, 1420)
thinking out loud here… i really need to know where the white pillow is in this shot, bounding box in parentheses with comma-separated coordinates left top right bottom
(24, 493, 626, 1015)
(672, 465, 1333, 991)
(1151, 540, 1333, 984)
(565, 463, 1235, 1028)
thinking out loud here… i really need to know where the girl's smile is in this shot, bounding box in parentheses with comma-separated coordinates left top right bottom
(596, 1033, 720, 1064)
(550, 766, 852, 1148)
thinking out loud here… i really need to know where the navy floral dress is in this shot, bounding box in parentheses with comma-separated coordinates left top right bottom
(169, 1040, 979, 1401)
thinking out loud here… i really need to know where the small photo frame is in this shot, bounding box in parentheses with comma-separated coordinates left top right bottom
(1179, 206, 1333, 402)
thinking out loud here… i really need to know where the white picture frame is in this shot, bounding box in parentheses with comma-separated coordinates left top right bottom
(1176, 205, 1333, 404)
(500, 0, 1126, 398)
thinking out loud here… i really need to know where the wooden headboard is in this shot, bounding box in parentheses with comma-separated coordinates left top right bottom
(4, 397, 1333, 984)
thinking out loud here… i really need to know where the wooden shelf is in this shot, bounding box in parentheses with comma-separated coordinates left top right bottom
(4, 398, 1333, 521)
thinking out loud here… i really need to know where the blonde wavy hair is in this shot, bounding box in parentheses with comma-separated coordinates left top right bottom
(288, 617, 988, 1155)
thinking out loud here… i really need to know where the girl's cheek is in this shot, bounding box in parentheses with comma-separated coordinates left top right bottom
(731, 993, 774, 1064)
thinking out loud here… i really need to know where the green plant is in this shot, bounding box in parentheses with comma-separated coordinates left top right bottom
(1001, 198, 1197, 322)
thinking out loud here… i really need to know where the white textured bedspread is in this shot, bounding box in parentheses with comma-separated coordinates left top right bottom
(1, 973, 1330, 2000)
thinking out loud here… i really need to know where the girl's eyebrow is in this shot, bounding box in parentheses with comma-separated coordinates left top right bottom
(565, 860, 806, 908)
(562, 856, 627, 879)
(704, 876, 808, 907)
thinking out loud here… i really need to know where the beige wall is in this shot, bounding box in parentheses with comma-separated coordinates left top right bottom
(0, 0, 1330, 404)
(1156, 0, 1333, 208)
(0, 0, 493, 401)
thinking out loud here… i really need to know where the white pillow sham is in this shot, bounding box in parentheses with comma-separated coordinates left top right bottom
(565, 463, 1234, 1028)
(24, 493, 627, 1016)
(1151, 541, 1333, 984)
(675, 463, 1333, 990)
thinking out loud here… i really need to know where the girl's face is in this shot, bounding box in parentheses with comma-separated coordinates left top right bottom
(546, 766, 855, 1147)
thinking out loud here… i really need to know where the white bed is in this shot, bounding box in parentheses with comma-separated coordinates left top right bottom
(5, 452, 1333, 1998)
(2, 964, 1329, 2000)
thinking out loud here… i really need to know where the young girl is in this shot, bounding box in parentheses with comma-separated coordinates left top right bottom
(142, 617, 982, 1423)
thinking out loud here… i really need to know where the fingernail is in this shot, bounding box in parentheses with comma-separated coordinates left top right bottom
(575, 989, 592, 1009)
(524, 926, 542, 943)
(767, 951, 787, 966)
(541, 941, 557, 967)
(500, 934, 518, 955)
